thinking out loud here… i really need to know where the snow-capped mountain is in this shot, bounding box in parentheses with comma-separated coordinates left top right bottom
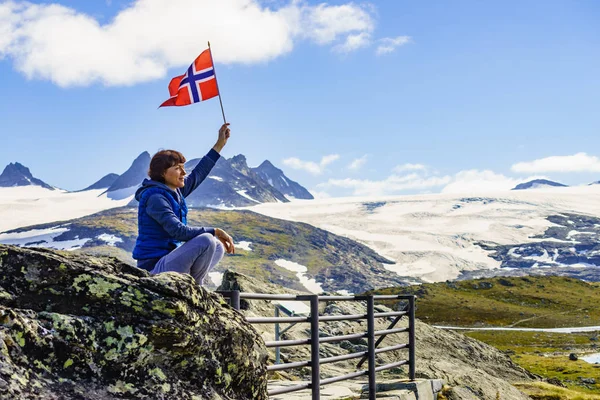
(79, 173, 120, 191)
(512, 179, 568, 190)
(105, 152, 151, 200)
(183, 155, 290, 208)
(252, 160, 314, 200)
(0, 162, 54, 190)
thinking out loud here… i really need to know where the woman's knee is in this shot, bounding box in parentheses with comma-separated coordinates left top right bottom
(191, 233, 217, 251)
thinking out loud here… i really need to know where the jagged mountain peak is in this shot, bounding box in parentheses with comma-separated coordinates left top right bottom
(252, 160, 313, 200)
(0, 162, 54, 190)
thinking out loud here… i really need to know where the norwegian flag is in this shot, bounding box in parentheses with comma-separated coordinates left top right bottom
(160, 49, 219, 107)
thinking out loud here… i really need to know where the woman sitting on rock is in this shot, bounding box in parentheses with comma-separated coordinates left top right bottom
(132, 123, 235, 285)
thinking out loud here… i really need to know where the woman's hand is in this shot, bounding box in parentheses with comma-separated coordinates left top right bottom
(212, 123, 231, 153)
(215, 228, 235, 254)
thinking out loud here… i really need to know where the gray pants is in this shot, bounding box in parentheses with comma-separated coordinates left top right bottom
(151, 233, 224, 285)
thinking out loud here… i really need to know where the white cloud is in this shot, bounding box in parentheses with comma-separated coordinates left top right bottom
(348, 155, 368, 171)
(317, 173, 452, 196)
(334, 32, 371, 53)
(318, 166, 546, 197)
(320, 154, 340, 166)
(0, 0, 375, 87)
(441, 170, 531, 194)
(283, 154, 340, 175)
(376, 35, 411, 55)
(393, 163, 426, 173)
(309, 189, 332, 199)
(511, 153, 600, 173)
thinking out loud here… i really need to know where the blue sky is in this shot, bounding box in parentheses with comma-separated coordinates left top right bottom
(1, 0, 599, 196)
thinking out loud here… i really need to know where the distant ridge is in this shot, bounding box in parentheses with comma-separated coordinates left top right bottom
(79, 173, 119, 192)
(0, 162, 54, 190)
(512, 179, 568, 190)
(252, 160, 314, 200)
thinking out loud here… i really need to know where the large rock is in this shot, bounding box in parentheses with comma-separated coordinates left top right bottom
(0, 245, 268, 399)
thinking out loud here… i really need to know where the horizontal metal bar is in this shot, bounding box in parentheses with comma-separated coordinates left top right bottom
(267, 382, 311, 396)
(239, 293, 305, 300)
(372, 295, 416, 300)
(374, 311, 407, 318)
(374, 360, 409, 373)
(374, 327, 409, 337)
(246, 316, 309, 324)
(375, 343, 409, 355)
(265, 338, 310, 348)
(317, 295, 358, 301)
(320, 370, 368, 386)
(320, 351, 367, 365)
(267, 360, 310, 372)
(319, 314, 366, 322)
(319, 332, 366, 344)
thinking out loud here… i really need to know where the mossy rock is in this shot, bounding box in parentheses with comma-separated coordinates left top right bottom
(0, 244, 268, 399)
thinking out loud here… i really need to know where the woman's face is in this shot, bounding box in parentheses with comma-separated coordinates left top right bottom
(163, 163, 186, 189)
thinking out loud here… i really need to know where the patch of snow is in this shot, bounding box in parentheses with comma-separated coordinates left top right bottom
(235, 241, 252, 251)
(205, 203, 236, 210)
(0, 226, 91, 251)
(435, 325, 600, 333)
(280, 176, 290, 187)
(267, 178, 274, 187)
(582, 353, 600, 364)
(106, 186, 138, 200)
(566, 230, 596, 240)
(336, 290, 354, 296)
(208, 272, 223, 287)
(236, 190, 259, 203)
(97, 233, 123, 246)
(209, 176, 224, 182)
(275, 259, 323, 294)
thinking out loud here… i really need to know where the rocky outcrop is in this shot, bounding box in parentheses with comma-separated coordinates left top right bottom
(0, 245, 268, 399)
(219, 271, 537, 400)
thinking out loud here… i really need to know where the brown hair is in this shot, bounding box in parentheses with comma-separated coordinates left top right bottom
(148, 150, 186, 183)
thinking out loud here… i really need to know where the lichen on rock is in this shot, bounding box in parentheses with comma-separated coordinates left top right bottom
(0, 244, 268, 399)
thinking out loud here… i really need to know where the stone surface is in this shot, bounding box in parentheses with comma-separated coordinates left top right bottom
(0, 244, 268, 399)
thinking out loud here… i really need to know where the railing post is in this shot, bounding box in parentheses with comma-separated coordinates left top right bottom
(366, 295, 376, 400)
(408, 295, 416, 380)
(309, 295, 320, 400)
(231, 290, 241, 311)
(275, 306, 281, 364)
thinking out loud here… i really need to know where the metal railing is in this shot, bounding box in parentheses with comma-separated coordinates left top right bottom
(217, 291, 416, 400)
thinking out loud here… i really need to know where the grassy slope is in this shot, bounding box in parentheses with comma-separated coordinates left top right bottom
(6, 206, 397, 292)
(372, 276, 600, 396)
(373, 275, 600, 328)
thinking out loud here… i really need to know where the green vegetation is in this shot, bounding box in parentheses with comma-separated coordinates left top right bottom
(373, 276, 600, 328)
(514, 382, 600, 399)
(373, 276, 600, 396)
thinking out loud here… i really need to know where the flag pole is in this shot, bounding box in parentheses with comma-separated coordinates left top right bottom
(208, 41, 227, 124)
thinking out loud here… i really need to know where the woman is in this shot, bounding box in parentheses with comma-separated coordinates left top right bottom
(132, 123, 235, 285)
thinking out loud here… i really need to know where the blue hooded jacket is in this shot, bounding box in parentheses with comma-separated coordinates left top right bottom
(132, 149, 220, 271)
